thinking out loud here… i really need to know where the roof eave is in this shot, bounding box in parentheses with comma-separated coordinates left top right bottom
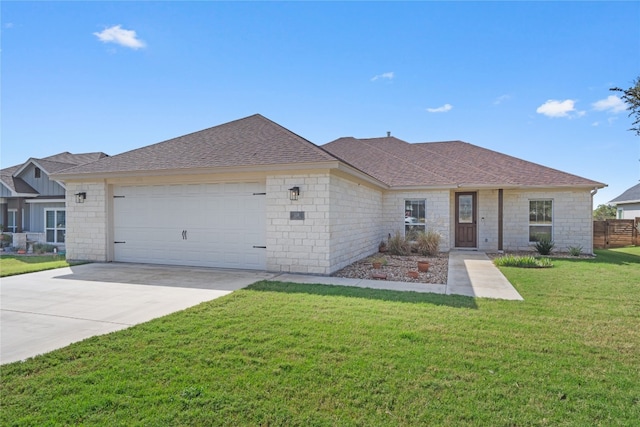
(52, 160, 345, 181)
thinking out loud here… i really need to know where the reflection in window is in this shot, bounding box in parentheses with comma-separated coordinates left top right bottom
(45, 209, 66, 243)
(405, 199, 426, 240)
(529, 200, 552, 242)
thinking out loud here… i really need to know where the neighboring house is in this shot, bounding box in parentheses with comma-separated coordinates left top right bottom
(0, 152, 108, 247)
(53, 114, 605, 274)
(609, 183, 640, 219)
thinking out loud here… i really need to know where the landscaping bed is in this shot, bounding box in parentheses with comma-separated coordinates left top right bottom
(332, 253, 449, 284)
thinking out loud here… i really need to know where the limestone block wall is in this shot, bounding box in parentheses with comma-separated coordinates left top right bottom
(477, 190, 499, 251)
(328, 174, 383, 273)
(382, 190, 450, 251)
(265, 173, 332, 274)
(502, 189, 593, 252)
(64, 181, 109, 261)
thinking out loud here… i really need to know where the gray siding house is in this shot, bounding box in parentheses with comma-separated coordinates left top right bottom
(1, 152, 108, 249)
(610, 183, 640, 219)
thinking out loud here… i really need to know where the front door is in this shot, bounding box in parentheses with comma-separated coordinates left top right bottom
(455, 192, 477, 248)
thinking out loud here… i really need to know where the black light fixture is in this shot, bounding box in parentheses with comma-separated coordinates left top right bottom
(289, 186, 300, 201)
(75, 192, 86, 203)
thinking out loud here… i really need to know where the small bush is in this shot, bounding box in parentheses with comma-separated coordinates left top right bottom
(387, 232, 410, 256)
(33, 243, 56, 254)
(414, 230, 441, 256)
(534, 238, 555, 255)
(568, 245, 583, 256)
(494, 255, 553, 268)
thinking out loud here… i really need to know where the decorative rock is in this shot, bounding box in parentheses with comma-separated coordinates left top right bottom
(371, 273, 387, 280)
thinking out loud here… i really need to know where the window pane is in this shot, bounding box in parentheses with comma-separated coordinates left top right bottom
(46, 230, 55, 242)
(46, 211, 55, 228)
(57, 230, 65, 243)
(8, 212, 15, 228)
(405, 200, 426, 224)
(56, 211, 66, 228)
(458, 195, 473, 223)
(529, 226, 552, 242)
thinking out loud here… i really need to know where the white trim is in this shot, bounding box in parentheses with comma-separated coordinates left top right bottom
(44, 208, 66, 244)
(24, 198, 65, 204)
(528, 199, 554, 243)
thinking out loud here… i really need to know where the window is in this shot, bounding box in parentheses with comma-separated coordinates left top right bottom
(405, 199, 426, 239)
(45, 209, 66, 243)
(35, 167, 41, 178)
(7, 210, 17, 233)
(617, 208, 623, 219)
(529, 200, 552, 242)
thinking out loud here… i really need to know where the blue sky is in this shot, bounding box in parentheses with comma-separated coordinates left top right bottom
(2, 1, 639, 207)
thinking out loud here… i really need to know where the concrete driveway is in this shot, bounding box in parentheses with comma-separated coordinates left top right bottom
(1, 263, 276, 364)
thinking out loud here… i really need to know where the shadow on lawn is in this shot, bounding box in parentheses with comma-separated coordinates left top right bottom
(560, 248, 640, 266)
(0, 255, 67, 264)
(247, 280, 478, 309)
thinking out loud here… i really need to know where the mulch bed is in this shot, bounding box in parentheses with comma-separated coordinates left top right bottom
(332, 253, 449, 284)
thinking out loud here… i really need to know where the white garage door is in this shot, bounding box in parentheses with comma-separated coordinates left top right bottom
(113, 182, 266, 270)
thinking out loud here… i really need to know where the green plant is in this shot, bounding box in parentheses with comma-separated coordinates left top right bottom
(0, 233, 12, 248)
(414, 230, 441, 256)
(387, 231, 410, 256)
(493, 255, 553, 268)
(33, 243, 56, 254)
(567, 245, 583, 256)
(534, 238, 555, 255)
(370, 256, 387, 267)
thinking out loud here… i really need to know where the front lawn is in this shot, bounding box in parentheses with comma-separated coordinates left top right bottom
(1, 248, 638, 425)
(0, 255, 75, 277)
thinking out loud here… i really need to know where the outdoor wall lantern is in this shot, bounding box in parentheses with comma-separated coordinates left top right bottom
(289, 186, 300, 201)
(75, 192, 86, 203)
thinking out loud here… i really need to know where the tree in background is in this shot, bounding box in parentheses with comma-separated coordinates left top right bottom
(611, 76, 640, 136)
(593, 204, 617, 220)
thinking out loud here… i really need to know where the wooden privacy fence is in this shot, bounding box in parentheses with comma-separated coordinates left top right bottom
(593, 218, 639, 249)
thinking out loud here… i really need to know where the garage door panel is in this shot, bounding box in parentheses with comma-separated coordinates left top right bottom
(113, 183, 265, 269)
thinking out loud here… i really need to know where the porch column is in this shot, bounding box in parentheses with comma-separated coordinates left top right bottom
(16, 197, 24, 233)
(498, 189, 503, 251)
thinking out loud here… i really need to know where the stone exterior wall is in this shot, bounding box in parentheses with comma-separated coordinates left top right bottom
(502, 189, 593, 252)
(382, 190, 451, 251)
(64, 181, 109, 261)
(477, 189, 499, 251)
(265, 173, 332, 274)
(328, 174, 383, 273)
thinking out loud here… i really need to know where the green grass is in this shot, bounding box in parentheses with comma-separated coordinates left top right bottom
(1, 248, 639, 425)
(0, 255, 76, 277)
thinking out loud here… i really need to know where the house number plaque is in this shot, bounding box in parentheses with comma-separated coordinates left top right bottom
(290, 211, 305, 220)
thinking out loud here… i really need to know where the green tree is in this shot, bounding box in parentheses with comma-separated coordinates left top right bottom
(611, 76, 640, 136)
(593, 204, 616, 220)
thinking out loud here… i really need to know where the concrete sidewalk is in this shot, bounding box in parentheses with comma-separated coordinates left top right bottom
(273, 251, 523, 301)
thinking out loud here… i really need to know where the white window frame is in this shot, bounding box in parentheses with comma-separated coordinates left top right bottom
(44, 209, 66, 244)
(404, 199, 426, 239)
(529, 199, 553, 243)
(7, 209, 17, 233)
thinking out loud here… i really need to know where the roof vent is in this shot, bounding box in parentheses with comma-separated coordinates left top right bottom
(386, 131, 391, 137)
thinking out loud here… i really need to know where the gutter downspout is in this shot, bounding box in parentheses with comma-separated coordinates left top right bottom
(590, 188, 598, 255)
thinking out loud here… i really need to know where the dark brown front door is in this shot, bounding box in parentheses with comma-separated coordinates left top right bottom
(455, 192, 477, 248)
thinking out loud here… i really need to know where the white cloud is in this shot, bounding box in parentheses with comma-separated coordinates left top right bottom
(371, 72, 394, 82)
(493, 94, 511, 105)
(536, 99, 577, 118)
(592, 95, 626, 113)
(4, 23, 14, 29)
(426, 103, 453, 113)
(93, 25, 146, 49)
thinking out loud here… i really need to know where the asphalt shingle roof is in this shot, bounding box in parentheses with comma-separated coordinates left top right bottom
(610, 183, 640, 204)
(323, 136, 605, 188)
(57, 114, 337, 176)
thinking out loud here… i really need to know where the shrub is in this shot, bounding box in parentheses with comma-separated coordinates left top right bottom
(534, 238, 555, 255)
(33, 243, 56, 254)
(568, 245, 583, 256)
(414, 230, 441, 256)
(387, 232, 410, 256)
(493, 255, 553, 268)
